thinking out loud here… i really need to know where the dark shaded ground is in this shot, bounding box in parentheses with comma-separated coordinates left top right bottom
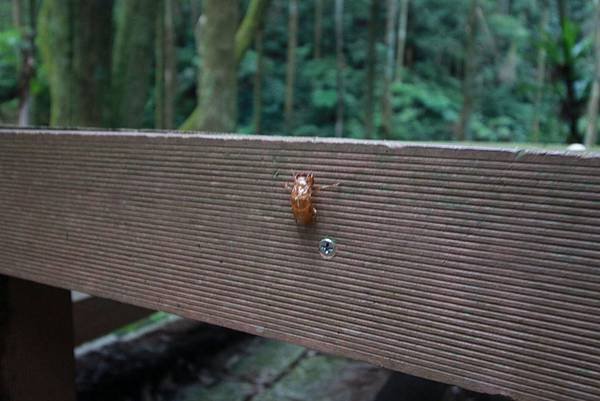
(76, 320, 247, 401)
(374, 372, 513, 401)
(75, 319, 513, 401)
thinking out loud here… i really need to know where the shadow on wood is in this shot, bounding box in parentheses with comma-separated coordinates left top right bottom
(73, 296, 153, 346)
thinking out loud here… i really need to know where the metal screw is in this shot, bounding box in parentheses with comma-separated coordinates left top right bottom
(319, 237, 336, 259)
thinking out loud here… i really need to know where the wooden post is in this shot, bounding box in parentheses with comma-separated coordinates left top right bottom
(0, 276, 76, 401)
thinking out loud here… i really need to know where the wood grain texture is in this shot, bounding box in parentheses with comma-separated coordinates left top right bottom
(73, 296, 152, 346)
(0, 275, 76, 401)
(0, 128, 599, 401)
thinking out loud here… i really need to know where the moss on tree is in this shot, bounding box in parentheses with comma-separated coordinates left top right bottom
(111, 0, 157, 128)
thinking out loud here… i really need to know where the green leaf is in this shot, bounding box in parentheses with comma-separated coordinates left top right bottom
(311, 89, 337, 109)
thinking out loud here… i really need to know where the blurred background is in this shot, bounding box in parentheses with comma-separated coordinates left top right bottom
(0, 0, 599, 146)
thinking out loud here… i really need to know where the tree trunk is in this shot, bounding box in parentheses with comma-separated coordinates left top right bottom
(253, 25, 265, 134)
(12, 0, 36, 126)
(382, 0, 398, 138)
(194, 0, 238, 131)
(453, 0, 478, 141)
(557, 0, 581, 143)
(394, 0, 409, 82)
(476, 6, 499, 62)
(284, 0, 299, 134)
(585, 0, 600, 148)
(314, 0, 323, 59)
(37, 0, 113, 127)
(335, 0, 345, 137)
(112, 0, 157, 128)
(236, 0, 272, 66)
(180, 0, 272, 130)
(498, 41, 518, 86)
(156, 0, 176, 129)
(156, 0, 165, 128)
(365, 0, 379, 139)
(194, 14, 205, 103)
(165, 0, 176, 128)
(12, 0, 21, 28)
(531, 0, 549, 142)
(190, 0, 201, 30)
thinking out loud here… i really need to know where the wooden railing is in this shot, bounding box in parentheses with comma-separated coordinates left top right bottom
(1, 128, 599, 401)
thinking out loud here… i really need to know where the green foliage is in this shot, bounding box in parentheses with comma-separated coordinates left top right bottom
(489, 14, 529, 44)
(388, 77, 460, 140)
(543, 19, 591, 66)
(1, 0, 598, 144)
(0, 29, 20, 101)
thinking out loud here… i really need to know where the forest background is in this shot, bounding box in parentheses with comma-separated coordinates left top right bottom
(1, 0, 599, 147)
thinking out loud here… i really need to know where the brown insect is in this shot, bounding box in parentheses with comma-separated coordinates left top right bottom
(285, 173, 338, 225)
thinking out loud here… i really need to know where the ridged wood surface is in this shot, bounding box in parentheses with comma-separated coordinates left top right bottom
(0, 129, 599, 401)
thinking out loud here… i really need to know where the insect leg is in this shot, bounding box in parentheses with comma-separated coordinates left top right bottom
(314, 182, 340, 192)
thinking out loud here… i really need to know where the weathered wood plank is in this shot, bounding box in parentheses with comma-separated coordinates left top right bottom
(0, 276, 76, 401)
(0, 128, 599, 401)
(73, 296, 152, 346)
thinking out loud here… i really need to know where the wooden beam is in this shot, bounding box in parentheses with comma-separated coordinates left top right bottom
(73, 296, 153, 346)
(0, 276, 76, 401)
(0, 128, 599, 401)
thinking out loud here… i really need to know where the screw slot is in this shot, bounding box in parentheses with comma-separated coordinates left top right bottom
(319, 238, 336, 259)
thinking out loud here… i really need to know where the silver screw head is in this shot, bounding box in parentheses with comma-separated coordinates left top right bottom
(319, 237, 336, 259)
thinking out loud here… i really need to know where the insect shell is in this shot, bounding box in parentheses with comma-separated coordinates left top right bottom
(289, 173, 317, 225)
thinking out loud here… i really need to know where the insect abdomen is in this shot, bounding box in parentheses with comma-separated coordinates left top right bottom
(292, 200, 316, 224)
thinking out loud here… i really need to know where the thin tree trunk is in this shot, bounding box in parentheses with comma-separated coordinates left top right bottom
(498, 11, 523, 87)
(178, 14, 205, 131)
(365, 0, 379, 139)
(476, 6, 500, 62)
(194, 14, 205, 103)
(335, 0, 345, 137)
(499, 41, 518, 85)
(454, 0, 478, 141)
(112, 0, 158, 128)
(557, 0, 581, 143)
(394, 0, 409, 82)
(585, 0, 600, 148)
(12, 0, 35, 126)
(164, 0, 176, 129)
(190, 0, 201, 30)
(156, 0, 176, 129)
(314, 0, 323, 59)
(253, 25, 265, 134)
(284, 0, 299, 134)
(382, 0, 398, 138)
(12, 0, 21, 28)
(531, 0, 549, 142)
(156, 0, 165, 128)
